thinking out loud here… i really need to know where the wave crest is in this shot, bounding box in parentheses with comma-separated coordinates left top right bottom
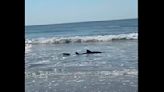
(25, 44, 32, 53)
(25, 33, 138, 44)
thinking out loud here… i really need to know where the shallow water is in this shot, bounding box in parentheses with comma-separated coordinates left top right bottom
(25, 19, 138, 92)
(25, 40, 138, 92)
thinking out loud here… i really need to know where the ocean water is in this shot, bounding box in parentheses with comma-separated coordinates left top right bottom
(25, 19, 138, 92)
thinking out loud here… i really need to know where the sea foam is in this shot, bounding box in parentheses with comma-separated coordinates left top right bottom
(25, 33, 138, 44)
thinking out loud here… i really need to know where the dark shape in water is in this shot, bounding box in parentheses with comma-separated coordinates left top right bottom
(62, 53, 71, 56)
(75, 49, 102, 55)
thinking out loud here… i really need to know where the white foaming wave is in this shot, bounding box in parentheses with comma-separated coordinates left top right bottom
(26, 33, 138, 44)
(25, 44, 32, 53)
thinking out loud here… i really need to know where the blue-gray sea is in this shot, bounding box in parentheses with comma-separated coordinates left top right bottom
(25, 19, 138, 92)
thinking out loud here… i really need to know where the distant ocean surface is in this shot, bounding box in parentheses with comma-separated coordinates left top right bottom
(25, 19, 138, 92)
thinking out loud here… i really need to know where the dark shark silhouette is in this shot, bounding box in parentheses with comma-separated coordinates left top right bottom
(62, 53, 71, 56)
(75, 50, 102, 55)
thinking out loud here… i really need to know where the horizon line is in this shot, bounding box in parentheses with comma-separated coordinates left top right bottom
(25, 18, 138, 27)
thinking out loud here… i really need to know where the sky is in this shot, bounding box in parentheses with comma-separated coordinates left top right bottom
(25, 0, 138, 25)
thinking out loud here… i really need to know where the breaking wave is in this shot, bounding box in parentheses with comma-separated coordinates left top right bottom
(25, 44, 32, 53)
(25, 33, 137, 44)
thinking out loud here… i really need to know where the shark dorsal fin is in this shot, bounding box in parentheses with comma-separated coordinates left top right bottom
(86, 50, 92, 53)
(75, 52, 79, 55)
